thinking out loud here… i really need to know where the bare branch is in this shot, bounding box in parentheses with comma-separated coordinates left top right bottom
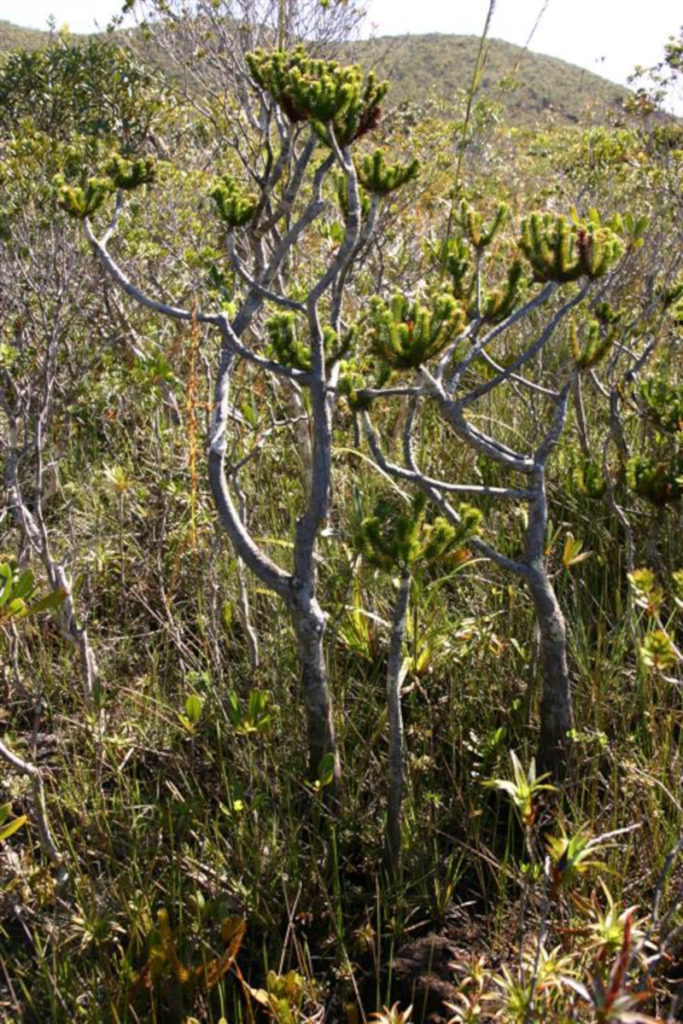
(208, 348, 293, 601)
(85, 217, 221, 326)
(443, 283, 557, 389)
(459, 282, 591, 408)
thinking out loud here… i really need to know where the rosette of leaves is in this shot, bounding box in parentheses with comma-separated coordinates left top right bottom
(210, 175, 257, 229)
(457, 200, 509, 252)
(104, 153, 157, 191)
(355, 492, 482, 571)
(640, 378, 683, 433)
(368, 292, 465, 371)
(626, 453, 682, 505)
(265, 313, 348, 372)
(640, 629, 678, 672)
(338, 359, 372, 411)
(519, 211, 624, 283)
(246, 47, 388, 147)
(355, 150, 419, 196)
(247, 47, 312, 121)
(355, 494, 421, 571)
(479, 259, 525, 323)
(315, 68, 387, 147)
(54, 173, 113, 219)
(54, 150, 157, 218)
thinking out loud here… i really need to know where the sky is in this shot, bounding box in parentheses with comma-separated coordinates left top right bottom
(2, 0, 681, 104)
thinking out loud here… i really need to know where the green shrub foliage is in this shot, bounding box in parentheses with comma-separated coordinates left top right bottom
(640, 378, 683, 433)
(0, 36, 162, 150)
(519, 211, 624, 282)
(626, 453, 682, 505)
(265, 313, 348, 373)
(571, 457, 607, 499)
(210, 175, 258, 228)
(367, 292, 465, 370)
(246, 47, 388, 147)
(355, 149, 420, 196)
(355, 492, 482, 571)
(104, 153, 157, 191)
(54, 175, 114, 219)
(434, 218, 524, 323)
(457, 200, 509, 251)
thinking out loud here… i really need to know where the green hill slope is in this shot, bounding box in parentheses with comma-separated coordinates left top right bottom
(0, 19, 629, 126)
(346, 33, 629, 124)
(0, 19, 53, 51)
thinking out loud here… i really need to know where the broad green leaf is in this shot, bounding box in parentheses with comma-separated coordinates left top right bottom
(185, 694, 203, 725)
(0, 564, 12, 607)
(29, 589, 68, 615)
(0, 814, 27, 842)
(317, 751, 336, 788)
(12, 570, 35, 602)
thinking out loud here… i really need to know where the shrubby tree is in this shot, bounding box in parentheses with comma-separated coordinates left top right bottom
(65, 30, 643, 789)
(358, 204, 629, 779)
(73, 42, 420, 789)
(0, 33, 164, 151)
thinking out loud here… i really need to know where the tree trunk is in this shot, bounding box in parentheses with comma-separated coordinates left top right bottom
(527, 569, 573, 782)
(291, 594, 339, 791)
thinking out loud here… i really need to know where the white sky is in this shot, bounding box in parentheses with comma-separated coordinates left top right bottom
(2, 0, 681, 101)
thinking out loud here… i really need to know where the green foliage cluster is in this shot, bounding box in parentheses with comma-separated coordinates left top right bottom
(355, 492, 482, 571)
(570, 303, 621, 370)
(210, 174, 258, 228)
(571, 456, 607, 500)
(0, 36, 163, 150)
(519, 211, 624, 282)
(105, 153, 157, 191)
(337, 359, 372, 411)
(0, 36, 162, 232)
(456, 199, 509, 251)
(54, 155, 157, 219)
(355, 149, 420, 196)
(626, 453, 682, 505)
(246, 46, 388, 146)
(265, 313, 347, 372)
(436, 231, 525, 323)
(54, 174, 114, 219)
(0, 562, 65, 620)
(335, 170, 371, 220)
(367, 291, 465, 370)
(640, 378, 683, 433)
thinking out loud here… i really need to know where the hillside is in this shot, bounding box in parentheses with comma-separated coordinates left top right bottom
(0, 19, 630, 126)
(0, 19, 53, 52)
(347, 33, 630, 124)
